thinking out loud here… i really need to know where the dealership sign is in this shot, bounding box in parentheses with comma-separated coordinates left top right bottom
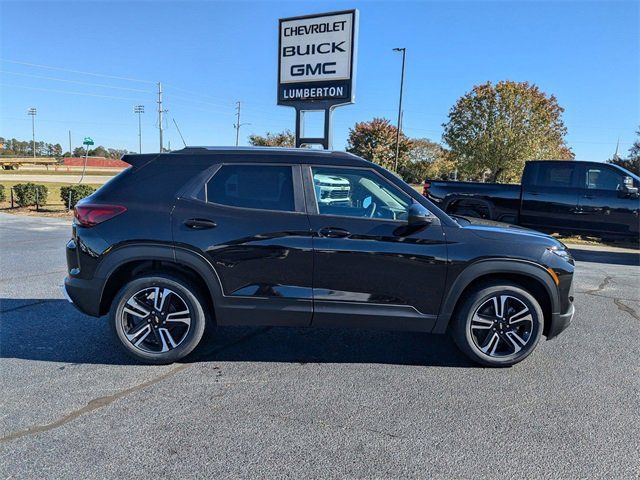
(278, 10, 358, 105)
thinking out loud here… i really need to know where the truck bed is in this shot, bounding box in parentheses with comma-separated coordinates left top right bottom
(424, 180, 522, 223)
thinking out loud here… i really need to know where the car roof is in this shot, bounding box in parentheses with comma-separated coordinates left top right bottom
(122, 146, 369, 168)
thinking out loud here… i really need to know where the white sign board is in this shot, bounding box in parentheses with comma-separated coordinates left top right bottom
(278, 10, 358, 104)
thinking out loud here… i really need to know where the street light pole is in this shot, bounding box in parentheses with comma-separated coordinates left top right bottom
(28, 107, 37, 158)
(392, 48, 406, 172)
(134, 105, 144, 153)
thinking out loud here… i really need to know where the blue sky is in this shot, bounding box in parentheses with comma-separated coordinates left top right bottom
(1, 0, 638, 161)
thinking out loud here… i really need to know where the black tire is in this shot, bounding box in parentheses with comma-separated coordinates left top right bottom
(451, 281, 544, 367)
(110, 274, 207, 364)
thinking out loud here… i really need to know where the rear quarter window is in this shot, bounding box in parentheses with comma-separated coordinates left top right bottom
(93, 160, 207, 203)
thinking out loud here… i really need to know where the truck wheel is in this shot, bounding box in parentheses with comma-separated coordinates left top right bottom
(451, 282, 544, 367)
(110, 274, 207, 364)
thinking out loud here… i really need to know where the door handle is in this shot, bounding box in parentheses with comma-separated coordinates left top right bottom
(318, 227, 350, 238)
(527, 191, 540, 196)
(583, 195, 594, 199)
(184, 218, 217, 230)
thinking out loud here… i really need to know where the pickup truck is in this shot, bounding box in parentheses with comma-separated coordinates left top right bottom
(424, 160, 640, 239)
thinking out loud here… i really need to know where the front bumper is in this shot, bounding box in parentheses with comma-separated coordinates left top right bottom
(547, 303, 575, 339)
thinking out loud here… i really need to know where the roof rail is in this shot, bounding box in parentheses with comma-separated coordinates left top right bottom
(171, 146, 336, 154)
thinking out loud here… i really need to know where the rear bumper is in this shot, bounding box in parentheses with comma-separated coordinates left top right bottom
(547, 303, 575, 339)
(64, 275, 103, 317)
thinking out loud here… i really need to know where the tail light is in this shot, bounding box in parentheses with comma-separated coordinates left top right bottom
(74, 204, 126, 227)
(423, 180, 431, 196)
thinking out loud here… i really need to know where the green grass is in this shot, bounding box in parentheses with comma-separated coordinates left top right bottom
(0, 181, 101, 206)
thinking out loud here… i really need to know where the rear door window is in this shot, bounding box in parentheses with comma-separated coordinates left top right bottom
(206, 164, 295, 212)
(535, 164, 576, 188)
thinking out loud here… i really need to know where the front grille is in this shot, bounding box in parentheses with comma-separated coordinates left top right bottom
(328, 189, 349, 199)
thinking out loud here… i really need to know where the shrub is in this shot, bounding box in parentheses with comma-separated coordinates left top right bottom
(13, 183, 48, 207)
(0, 184, 5, 203)
(60, 184, 96, 209)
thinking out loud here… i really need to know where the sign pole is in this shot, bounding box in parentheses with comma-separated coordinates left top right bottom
(79, 137, 94, 184)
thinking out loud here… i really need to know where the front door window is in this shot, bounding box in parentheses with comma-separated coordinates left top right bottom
(311, 167, 411, 221)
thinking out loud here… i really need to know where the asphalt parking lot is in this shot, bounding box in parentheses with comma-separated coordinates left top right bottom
(1, 212, 639, 479)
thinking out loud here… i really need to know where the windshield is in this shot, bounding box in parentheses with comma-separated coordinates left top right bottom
(609, 163, 640, 186)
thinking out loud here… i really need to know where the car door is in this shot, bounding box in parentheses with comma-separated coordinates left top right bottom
(172, 162, 314, 327)
(520, 162, 582, 232)
(576, 164, 640, 236)
(303, 164, 448, 332)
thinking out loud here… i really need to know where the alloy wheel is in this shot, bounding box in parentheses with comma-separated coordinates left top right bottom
(120, 287, 192, 354)
(470, 295, 534, 357)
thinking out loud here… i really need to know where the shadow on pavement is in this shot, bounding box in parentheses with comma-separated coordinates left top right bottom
(0, 298, 475, 368)
(569, 248, 640, 266)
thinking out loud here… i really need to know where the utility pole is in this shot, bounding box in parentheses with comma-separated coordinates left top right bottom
(392, 48, 406, 172)
(157, 82, 165, 153)
(233, 101, 251, 146)
(134, 105, 144, 153)
(28, 107, 37, 158)
(68, 130, 72, 157)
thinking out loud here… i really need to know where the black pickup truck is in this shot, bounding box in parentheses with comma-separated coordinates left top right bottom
(424, 160, 640, 239)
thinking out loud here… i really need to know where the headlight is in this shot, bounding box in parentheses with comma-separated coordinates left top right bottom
(546, 246, 572, 262)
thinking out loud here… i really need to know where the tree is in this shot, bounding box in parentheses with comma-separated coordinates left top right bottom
(107, 148, 128, 159)
(608, 127, 640, 175)
(346, 118, 411, 171)
(398, 138, 455, 183)
(88, 145, 109, 157)
(248, 130, 295, 147)
(72, 147, 86, 157)
(443, 80, 574, 183)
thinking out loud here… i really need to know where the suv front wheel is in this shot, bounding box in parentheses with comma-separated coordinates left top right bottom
(110, 274, 207, 364)
(452, 282, 544, 367)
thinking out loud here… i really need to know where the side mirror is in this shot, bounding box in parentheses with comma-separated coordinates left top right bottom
(620, 176, 639, 197)
(407, 202, 433, 226)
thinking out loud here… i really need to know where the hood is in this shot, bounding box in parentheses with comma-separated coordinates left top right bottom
(451, 215, 563, 247)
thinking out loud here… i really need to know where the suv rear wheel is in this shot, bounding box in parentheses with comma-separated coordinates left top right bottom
(110, 274, 207, 364)
(452, 282, 544, 367)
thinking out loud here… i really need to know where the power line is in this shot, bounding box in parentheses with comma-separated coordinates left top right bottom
(163, 83, 292, 112)
(0, 58, 156, 84)
(0, 70, 150, 93)
(167, 92, 235, 110)
(0, 116, 135, 127)
(0, 83, 150, 102)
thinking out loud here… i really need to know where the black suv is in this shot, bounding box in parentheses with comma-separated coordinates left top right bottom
(64, 147, 575, 367)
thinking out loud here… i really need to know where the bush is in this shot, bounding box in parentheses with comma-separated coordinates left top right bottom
(0, 185, 5, 203)
(60, 185, 96, 209)
(13, 183, 48, 207)
(398, 160, 432, 184)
